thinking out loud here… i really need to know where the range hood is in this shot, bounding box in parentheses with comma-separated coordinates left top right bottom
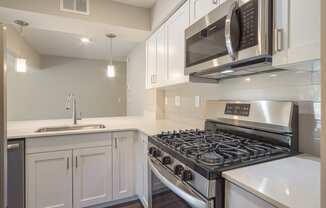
(188, 56, 283, 81)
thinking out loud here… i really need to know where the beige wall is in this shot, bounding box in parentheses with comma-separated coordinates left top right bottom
(0, 0, 150, 31)
(164, 69, 321, 156)
(7, 54, 127, 121)
(321, 0, 325, 206)
(126, 43, 146, 116)
(6, 25, 40, 69)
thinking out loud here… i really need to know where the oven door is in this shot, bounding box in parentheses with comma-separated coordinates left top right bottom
(148, 158, 214, 208)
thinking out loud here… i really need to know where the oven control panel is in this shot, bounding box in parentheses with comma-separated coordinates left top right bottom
(225, 103, 251, 116)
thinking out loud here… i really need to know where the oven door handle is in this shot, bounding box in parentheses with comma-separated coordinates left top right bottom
(149, 158, 209, 208)
(225, 1, 239, 61)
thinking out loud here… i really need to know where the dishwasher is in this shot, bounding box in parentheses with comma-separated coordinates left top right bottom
(7, 139, 25, 208)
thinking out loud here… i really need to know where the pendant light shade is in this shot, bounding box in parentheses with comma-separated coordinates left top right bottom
(14, 20, 29, 73)
(106, 33, 116, 78)
(106, 65, 115, 78)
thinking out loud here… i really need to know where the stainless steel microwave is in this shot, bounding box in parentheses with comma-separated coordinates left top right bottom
(185, 0, 274, 80)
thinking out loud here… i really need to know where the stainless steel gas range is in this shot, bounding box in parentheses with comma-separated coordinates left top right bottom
(147, 100, 298, 208)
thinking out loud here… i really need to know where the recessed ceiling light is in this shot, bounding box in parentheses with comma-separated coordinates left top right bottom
(245, 77, 251, 82)
(80, 37, 91, 43)
(221, 70, 234, 74)
(270, 74, 277, 77)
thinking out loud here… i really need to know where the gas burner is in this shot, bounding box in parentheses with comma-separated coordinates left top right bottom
(155, 129, 291, 167)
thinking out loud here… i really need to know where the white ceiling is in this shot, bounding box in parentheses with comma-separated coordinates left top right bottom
(112, 0, 157, 8)
(23, 28, 136, 61)
(0, 7, 151, 61)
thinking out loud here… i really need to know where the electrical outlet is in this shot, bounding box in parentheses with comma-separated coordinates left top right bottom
(195, 96, 200, 108)
(175, 96, 181, 107)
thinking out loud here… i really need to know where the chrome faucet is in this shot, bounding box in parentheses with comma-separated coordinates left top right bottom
(65, 93, 78, 125)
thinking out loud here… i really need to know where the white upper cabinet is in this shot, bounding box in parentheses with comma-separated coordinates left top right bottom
(146, 35, 157, 89)
(156, 26, 168, 86)
(166, 0, 190, 85)
(73, 147, 112, 208)
(190, 0, 219, 24)
(273, 0, 321, 67)
(26, 151, 73, 208)
(112, 132, 135, 200)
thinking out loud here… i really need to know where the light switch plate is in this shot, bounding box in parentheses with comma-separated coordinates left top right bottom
(175, 96, 181, 107)
(195, 96, 200, 108)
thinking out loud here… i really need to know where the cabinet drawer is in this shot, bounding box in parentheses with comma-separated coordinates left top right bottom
(26, 133, 111, 154)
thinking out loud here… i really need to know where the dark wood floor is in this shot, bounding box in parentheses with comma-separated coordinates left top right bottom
(109, 200, 144, 208)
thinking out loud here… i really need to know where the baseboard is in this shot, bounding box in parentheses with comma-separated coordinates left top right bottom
(88, 196, 139, 208)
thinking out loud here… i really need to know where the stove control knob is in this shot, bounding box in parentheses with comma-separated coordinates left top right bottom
(152, 149, 161, 158)
(148, 147, 156, 155)
(162, 156, 172, 165)
(174, 165, 184, 175)
(181, 170, 193, 181)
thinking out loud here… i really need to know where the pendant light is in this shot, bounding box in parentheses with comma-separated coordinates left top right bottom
(106, 33, 116, 78)
(14, 20, 29, 73)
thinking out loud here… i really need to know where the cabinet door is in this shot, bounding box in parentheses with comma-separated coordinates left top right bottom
(73, 146, 112, 208)
(156, 26, 168, 86)
(190, 0, 218, 24)
(225, 182, 276, 208)
(26, 151, 73, 208)
(112, 132, 135, 200)
(146, 35, 157, 89)
(142, 136, 149, 207)
(272, 0, 289, 66)
(166, 0, 190, 85)
(273, 0, 320, 67)
(136, 133, 149, 207)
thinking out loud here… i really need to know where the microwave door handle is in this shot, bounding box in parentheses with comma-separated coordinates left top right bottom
(225, 1, 239, 61)
(149, 159, 209, 208)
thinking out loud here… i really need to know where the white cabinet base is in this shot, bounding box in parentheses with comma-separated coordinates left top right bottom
(225, 181, 276, 208)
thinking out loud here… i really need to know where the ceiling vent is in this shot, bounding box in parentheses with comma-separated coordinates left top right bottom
(60, 0, 89, 15)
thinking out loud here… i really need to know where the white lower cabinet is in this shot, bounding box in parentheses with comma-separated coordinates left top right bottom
(26, 150, 73, 208)
(73, 146, 112, 208)
(26, 132, 146, 208)
(225, 181, 276, 208)
(112, 131, 135, 200)
(135, 133, 149, 207)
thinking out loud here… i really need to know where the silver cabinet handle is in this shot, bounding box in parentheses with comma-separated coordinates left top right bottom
(7, 143, 20, 150)
(149, 159, 209, 208)
(114, 138, 118, 149)
(225, 1, 239, 61)
(75, 156, 78, 169)
(274, 28, 284, 52)
(67, 157, 69, 170)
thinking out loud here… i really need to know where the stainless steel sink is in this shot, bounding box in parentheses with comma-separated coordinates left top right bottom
(35, 124, 106, 133)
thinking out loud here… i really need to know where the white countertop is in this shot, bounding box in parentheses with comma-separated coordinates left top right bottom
(223, 155, 320, 208)
(7, 116, 203, 139)
(8, 117, 321, 208)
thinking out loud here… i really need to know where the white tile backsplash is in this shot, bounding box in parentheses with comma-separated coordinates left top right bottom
(163, 69, 321, 156)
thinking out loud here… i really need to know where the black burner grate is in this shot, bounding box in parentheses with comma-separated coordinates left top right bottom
(156, 129, 290, 167)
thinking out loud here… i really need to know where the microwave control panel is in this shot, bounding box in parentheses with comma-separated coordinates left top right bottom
(239, 0, 259, 50)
